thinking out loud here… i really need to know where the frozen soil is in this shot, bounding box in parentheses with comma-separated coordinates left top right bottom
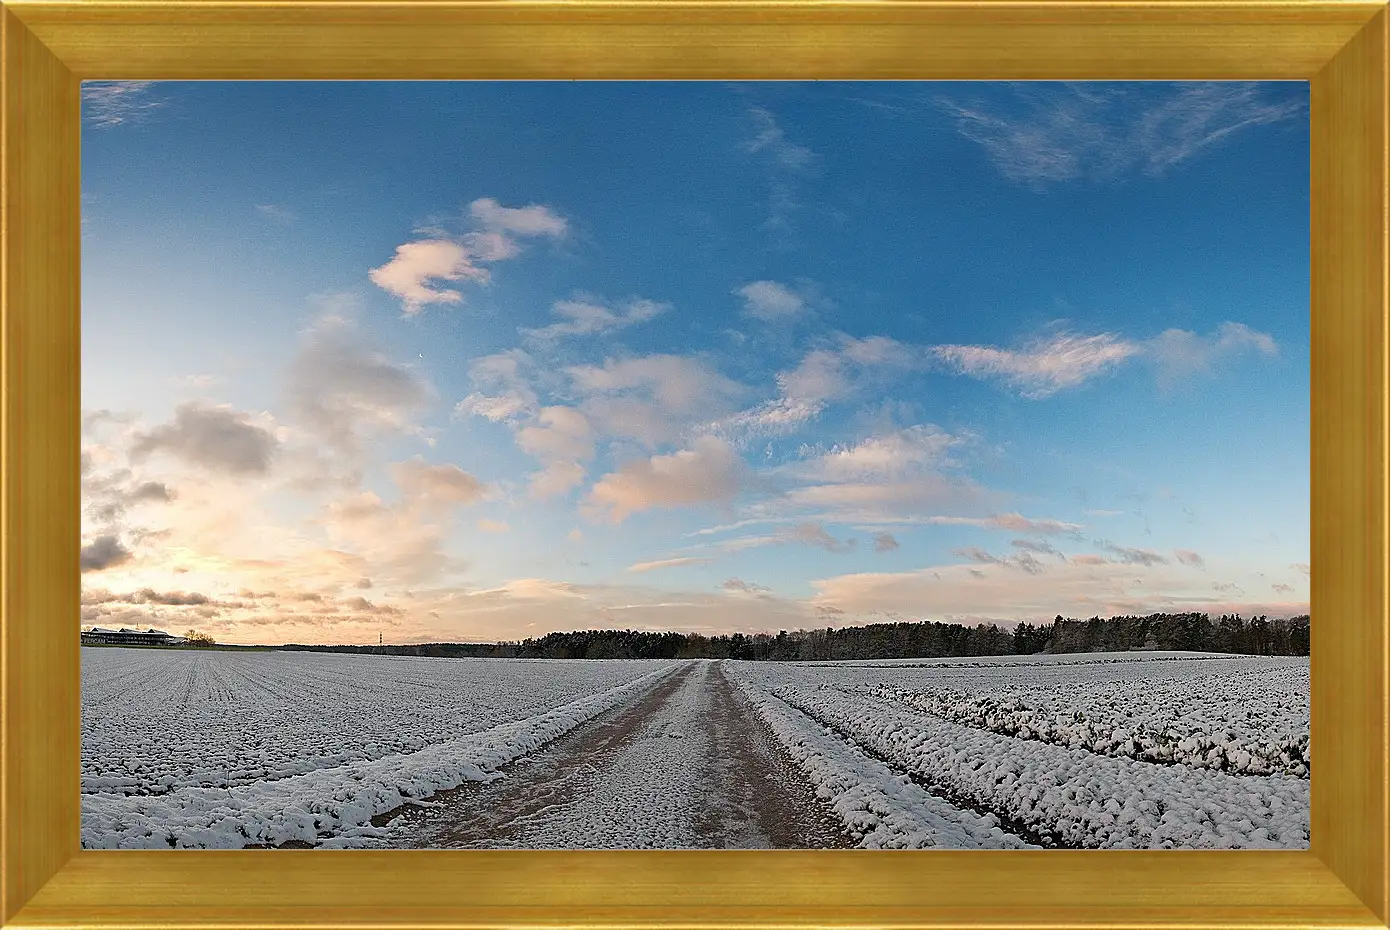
(374, 660, 851, 849)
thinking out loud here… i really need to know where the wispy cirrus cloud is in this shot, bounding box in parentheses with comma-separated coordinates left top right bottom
(710, 335, 921, 442)
(82, 81, 166, 129)
(934, 323, 1279, 398)
(254, 204, 296, 225)
(740, 105, 819, 243)
(628, 557, 715, 573)
(941, 82, 1305, 186)
(743, 106, 817, 172)
(522, 295, 668, 344)
(934, 332, 1141, 399)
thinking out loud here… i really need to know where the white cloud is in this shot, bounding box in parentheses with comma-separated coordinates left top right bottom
(785, 476, 988, 522)
(567, 354, 745, 446)
(453, 350, 539, 424)
(1148, 322, 1279, 386)
(522, 296, 667, 343)
(934, 332, 1141, 398)
(568, 355, 743, 415)
(468, 198, 568, 238)
(794, 425, 961, 482)
(455, 392, 533, 423)
(708, 335, 921, 442)
(735, 281, 806, 321)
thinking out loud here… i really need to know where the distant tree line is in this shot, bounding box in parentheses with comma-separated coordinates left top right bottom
(279, 612, 1309, 661)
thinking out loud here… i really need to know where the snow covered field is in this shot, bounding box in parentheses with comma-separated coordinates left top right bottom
(726, 652, 1309, 849)
(81, 647, 1309, 850)
(81, 647, 678, 847)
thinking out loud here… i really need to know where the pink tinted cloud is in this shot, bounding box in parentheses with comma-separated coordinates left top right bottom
(586, 436, 747, 522)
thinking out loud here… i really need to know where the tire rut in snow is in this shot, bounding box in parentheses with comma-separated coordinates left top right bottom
(374, 660, 847, 849)
(695, 662, 851, 849)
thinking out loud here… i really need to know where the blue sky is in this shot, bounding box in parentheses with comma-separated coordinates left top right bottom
(79, 81, 1310, 645)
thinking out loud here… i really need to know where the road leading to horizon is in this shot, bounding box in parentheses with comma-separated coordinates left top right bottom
(372, 660, 852, 849)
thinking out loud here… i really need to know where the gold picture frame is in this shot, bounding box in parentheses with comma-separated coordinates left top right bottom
(2, 2, 1386, 927)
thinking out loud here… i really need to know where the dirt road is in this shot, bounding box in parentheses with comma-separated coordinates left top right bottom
(374, 660, 850, 849)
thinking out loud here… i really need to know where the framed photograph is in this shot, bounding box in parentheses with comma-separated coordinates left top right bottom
(2, 1, 1386, 928)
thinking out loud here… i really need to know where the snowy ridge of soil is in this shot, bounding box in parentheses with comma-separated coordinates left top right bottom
(81, 663, 680, 849)
(873, 662, 1308, 777)
(727, 669, 1036, 849)
(797, 651, 1235, 669)
(754, 681, 1308, 850)
(82, 649, 678, 796)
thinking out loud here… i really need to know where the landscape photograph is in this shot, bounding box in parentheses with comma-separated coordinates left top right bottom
(80, 79, 1310, 851)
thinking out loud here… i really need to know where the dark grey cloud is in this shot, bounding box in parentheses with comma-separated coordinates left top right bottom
(722, 578, 771, 595)
(786, 522, 855, 554)
(1011, 538, 1065, 560)
(954, 545, 1047, 575)
(1095, 539, 1169, 567)
(80, 535, 132, 573)
(132, 402, 278, 475)
(873, 531, 900, 553)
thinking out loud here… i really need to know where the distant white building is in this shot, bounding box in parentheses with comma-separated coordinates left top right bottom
(81, 627, 188, 646)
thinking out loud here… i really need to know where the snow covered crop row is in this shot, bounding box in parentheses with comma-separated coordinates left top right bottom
(82, 648, 676, 795)
(872, 659, 1308, 777)
(82, 662, 680, 849)
(732, 659, 1308, 849)
(728, 673, 1036, 849)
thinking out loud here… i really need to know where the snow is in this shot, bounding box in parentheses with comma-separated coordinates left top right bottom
(728, 653, 1309, 849)
(81, 653, 678, 850)
(82, 648, 1310, 850)
(873, 660, 1307, 776)
(729, 672, 1036, 849)
(81, 647, 677, 795)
